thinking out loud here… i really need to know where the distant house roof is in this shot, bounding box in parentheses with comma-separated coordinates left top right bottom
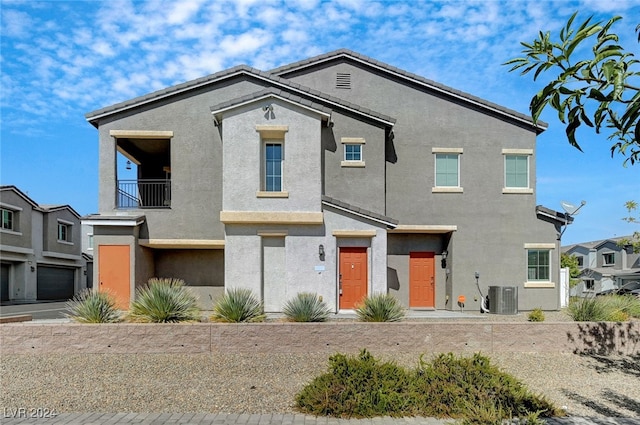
(563, 235, 635, 252)
(270, 48, 548, 134)
(0, 185, 80, 218)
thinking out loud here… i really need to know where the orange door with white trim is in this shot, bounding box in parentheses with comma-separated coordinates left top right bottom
(339, 247, 368, 309)
(409, 252, 435, 308)
(98, 245, 131, 310)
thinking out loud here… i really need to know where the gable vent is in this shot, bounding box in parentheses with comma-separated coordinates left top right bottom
(336, 73, 351, 89)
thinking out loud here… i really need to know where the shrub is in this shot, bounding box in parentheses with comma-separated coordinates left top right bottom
(527, 308, 545, 322)
(296, 349, 413, 417)
(355, 293, 405, 322)
(127, 277, 201, 323)
(211, 287, 265, 323)
(65, 290, 121, 323)
(283, 292, 332, 322)
(567, 297, 609, 322)
(567, 295, 640, 322)
(295, 350, 559, 421)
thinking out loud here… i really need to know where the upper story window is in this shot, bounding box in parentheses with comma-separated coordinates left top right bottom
(341, 137, 366, 167)
(264, 141, 283, 192)
(576, 256, 584, 267)
(1, 208, 15, 231)
(502, 149, 533, 194)
(58, 221, 72, 243)
(88, 234, 94, 250)
(432, 148, 463, 192)
(256, 125, 288, 198)
(602, 252, 615, 266)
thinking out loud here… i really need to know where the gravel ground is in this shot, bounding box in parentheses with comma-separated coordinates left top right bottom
(1, 311, 638, 419)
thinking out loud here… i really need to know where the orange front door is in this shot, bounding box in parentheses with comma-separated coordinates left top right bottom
(339, 247, 368, 309)
(409, 252, 435, 308)
(98, 245, 131, 310)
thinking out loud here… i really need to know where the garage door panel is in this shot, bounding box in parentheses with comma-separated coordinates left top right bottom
(37, 266, 75, 300)
(1, 264, 9, 302)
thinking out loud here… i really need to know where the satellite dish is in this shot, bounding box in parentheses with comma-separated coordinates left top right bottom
(561, 200, 586, 215)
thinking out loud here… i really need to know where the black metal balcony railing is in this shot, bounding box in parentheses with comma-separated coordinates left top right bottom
(117, 180, 171, 209)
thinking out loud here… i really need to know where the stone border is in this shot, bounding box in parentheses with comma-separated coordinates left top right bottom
(1, 321, 638, 355)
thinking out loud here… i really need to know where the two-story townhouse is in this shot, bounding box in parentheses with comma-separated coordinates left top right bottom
(0, 186, 86, 302)
(563, 236, 640, 296)
(83, 49, 566, 313)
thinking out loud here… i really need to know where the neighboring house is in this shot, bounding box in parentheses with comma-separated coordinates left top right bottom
(0, 186, 86, 302)
(83, 49, 566, 313)
(563, 236, 640, 296)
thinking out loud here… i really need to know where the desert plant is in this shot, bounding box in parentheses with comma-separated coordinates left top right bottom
(283, 292, 332, 322)
(65, 290, 121, 323)
(598, 294, 640, 319)
(211, 287, 265, 323)
(527, 308, 545, 322)
(567, 297, 609, 322)
(127, 277, 201, 323)
(295, 350, 559, 420)
(355, 293, 405, 322)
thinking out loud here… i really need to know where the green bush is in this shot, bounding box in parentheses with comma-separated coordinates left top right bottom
(295, 350, 559, 421)
(65, 290, 121, 323)
(527, 308, 545, 322)
(127, 277, 201, 323)
(211, 287, 265, 323)
(296, 349, 413, 417)
(567, 295, 640, 322)
(283, 292, 332, 322)
(567, 297, 609, 321)
(355, 293, 405, 322)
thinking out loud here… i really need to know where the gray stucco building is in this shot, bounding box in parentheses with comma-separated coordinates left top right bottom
(1, 185, 86, 302)
(84, 49, 566, 313)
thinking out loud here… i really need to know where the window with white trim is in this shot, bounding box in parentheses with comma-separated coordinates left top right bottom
(584, 279, 595, 291)
(264, 140, 283, 192)
(88, 234, 94, 250)
(602, 252, 615, 266)
(505, 155, 529, 188)
(58, 221, 72, 242)
(1, 208, 15, 231)
(527, 249, 550, 281)
(435, 154, 460, 187)
(344, 144, 362, 161)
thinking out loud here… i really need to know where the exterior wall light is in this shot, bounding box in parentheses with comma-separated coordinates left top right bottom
(319, 244, 325, 261)
(441, 250, 447, 268)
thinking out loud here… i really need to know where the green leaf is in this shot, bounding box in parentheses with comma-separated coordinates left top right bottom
(566, 115, 583, 151)
(588, 88, 609, 101)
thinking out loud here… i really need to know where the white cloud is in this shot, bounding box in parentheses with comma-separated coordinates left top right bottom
(166, 0, 205, 24)
(1, 9, 33, 38)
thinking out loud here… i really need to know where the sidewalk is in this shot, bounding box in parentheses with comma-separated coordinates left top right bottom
(1, 413, 638, 425)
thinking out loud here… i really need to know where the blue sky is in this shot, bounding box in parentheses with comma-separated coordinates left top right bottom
(1, 0, 638, 246)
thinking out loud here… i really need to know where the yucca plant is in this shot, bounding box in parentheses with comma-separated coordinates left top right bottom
(567, 297, 609, 322)
(65, 289, 121, 323)
(127, 277, 201, 323)
(211, 287, 265, 323)
(283, 292, 332, 322)
(355, 293, 405, 322)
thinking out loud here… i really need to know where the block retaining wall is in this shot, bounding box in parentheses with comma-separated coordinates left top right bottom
(1, 321, 638, 355)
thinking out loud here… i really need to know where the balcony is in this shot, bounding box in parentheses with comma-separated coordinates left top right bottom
(118, 180, 171, 209)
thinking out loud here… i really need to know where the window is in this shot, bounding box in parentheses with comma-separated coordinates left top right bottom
(344, 144, 362, 161)
(264, 141, 283, 192)
(576, 256, 584, 267)
(527, 249, 550, 281)
(58, 222, 72, 242)
(435, 154, 459, 187)
(341, 137, 365, 167)
(602, 252, 615, 266)
(1, 208, 14, 230)
(584, 279, 595, 291)
(505, 155, 529, 188)
(88, 234, 94, 250)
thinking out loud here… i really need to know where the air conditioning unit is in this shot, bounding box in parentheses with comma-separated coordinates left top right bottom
(488, 286, 518, 315)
